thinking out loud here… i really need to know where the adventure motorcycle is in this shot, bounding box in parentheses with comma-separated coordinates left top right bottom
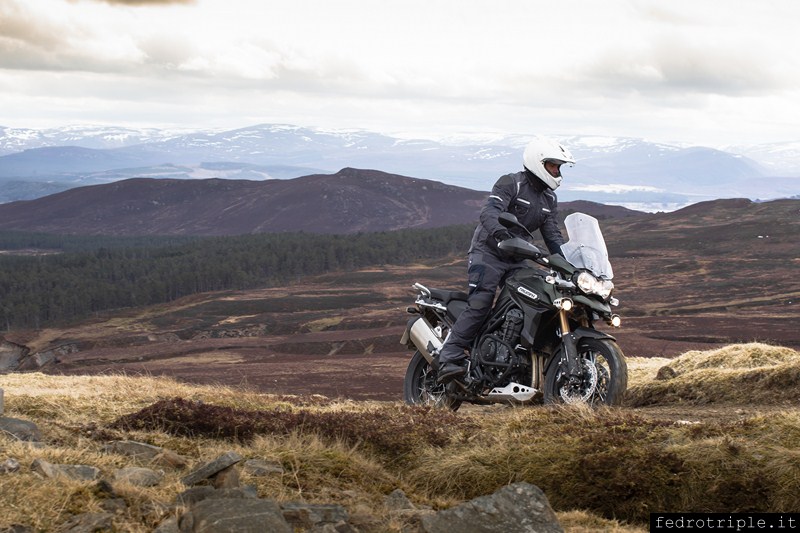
(400, 212, 627, 410)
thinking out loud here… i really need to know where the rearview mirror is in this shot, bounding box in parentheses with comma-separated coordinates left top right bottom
(498, 212, 522, 229)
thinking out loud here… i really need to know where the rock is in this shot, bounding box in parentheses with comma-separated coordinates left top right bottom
(178, 498, 292, 533)
(91, 479, 118, 498)
(1, 457, 21, 474)
(31, 459, 100, 482)
(211, 465, 240, 489)
(104, 440, 164, 461)
(114, 467, 164, 487)
(1, 525, 34, 533)
(153, 517, 181, 533)
(385, 489, 416, 511)
(181, 451, 243, 486)
(656, 366, 678, 380)
(176, 486, 258, 507)
(281, 503, 349, 529)
(242, 458, 284, 476)
(0, 387, 4, 415)
(16, 351, 55, 370)
(419, 482, 562, 533)
(0, 417, 42, 442)
(0, 339, 28, 371)
(55, 512, 114, 533)
(152, 450, 191, 469)
(176, 487, 219, 507)
(99, 497, 128, 514)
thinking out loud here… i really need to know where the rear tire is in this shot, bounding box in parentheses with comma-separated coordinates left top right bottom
(403, 350, 462, 411)
(543, 338, 627, 406)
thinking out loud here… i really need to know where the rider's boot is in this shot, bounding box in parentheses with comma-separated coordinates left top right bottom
(436, 343, 467, 384)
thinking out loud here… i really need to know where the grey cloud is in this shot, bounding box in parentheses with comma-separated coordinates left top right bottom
(84, 0, 196, 5)
(582, 38, 779, 98)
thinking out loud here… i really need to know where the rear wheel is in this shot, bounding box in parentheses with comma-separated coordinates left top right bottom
(543, 338, 627, 406)
(403, 350, 462, 411)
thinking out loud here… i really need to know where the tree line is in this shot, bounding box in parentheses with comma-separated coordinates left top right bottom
(0, 226, 473, 330)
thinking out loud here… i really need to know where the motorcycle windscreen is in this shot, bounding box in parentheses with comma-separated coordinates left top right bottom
(560, 212, 614, 279)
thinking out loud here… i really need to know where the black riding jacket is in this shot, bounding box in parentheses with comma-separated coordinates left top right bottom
(468, 169, 565, 257)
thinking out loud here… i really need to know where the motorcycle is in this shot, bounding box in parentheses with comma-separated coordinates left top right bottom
(400, 211, 627, 410)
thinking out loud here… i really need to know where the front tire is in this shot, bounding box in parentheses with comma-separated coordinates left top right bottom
(543, 338, 627, 406)
(403, 350, 462, 411)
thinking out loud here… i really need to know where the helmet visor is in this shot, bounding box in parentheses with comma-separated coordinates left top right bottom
(543, 159, 564, 178)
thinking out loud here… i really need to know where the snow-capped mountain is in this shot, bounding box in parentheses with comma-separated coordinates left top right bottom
(0, 125, 193, 156)
(725, 141, 800, 176)
(0, 124, 797, 209)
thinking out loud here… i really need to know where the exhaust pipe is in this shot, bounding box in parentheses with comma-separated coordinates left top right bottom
(404, 317, 443, 363)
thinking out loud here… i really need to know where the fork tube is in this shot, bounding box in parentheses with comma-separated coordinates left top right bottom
(558, 309, 571, 335)
(559, 309, 581, 379)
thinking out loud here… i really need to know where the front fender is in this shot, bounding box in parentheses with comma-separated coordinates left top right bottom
(572, 326, 616, 342)
(543, 327, 617, 375)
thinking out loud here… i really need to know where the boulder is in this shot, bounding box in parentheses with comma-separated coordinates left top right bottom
(0, 340, 28, 371)
(0, 417, 41, 442)
(420, 482, 562, 533)
(385, 488, 416, 511)
(104, 440, 164, 461)
(31, 459, 100, 482)
(242, 459, 283, 476)
(113, 467, 164, 487)
(176, 486, 258, 507)
(182, 452, 243, 486)
(178, 498, 291, 533)
(281, 503, 349, 530)
(56, 512, 114, 533)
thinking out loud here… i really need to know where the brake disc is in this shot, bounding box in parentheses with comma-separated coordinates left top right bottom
(559, 359, 599, 403)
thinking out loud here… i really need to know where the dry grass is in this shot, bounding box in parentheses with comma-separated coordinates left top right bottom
(3, 343, 800, 531)
(626, 342, 800, 406)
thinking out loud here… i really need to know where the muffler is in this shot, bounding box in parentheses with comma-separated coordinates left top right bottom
(402, 317, 443, 363)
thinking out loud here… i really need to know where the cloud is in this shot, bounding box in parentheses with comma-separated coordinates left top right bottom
(0, 1, 146, 72)
(86, 0, 196, 5)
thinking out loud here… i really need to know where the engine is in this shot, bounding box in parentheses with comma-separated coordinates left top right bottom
(477, 308, 525, 385)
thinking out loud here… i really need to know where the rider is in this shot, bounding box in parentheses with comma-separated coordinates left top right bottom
(436, 136, 575, 384)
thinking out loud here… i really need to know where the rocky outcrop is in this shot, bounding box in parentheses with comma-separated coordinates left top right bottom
(0, 418, 562, 533)
(0, 337, 79, 371)
(0, 339, 28, 371)
(418, 482, 562, 533)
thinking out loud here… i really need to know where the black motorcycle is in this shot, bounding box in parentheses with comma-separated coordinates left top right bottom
(400, 212, 627, 410)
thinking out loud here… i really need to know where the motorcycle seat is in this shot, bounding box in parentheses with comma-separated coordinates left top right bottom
(429, 288, 468, 304)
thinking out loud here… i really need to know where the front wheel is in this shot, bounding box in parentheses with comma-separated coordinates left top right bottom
(543, 338, 627, 406)
(403, 350, 462, 411)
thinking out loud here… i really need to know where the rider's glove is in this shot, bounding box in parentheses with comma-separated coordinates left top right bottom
(493, 230, 513, 243)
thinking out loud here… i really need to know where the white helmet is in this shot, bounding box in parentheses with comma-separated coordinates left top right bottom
(522, 136, 575, 190)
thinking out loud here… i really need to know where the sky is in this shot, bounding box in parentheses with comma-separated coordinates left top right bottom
(1, 0, 799, 147)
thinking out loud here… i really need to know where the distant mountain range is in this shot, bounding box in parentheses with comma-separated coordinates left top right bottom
(0, 124, 798, 209)
(0, 168, 640, 236)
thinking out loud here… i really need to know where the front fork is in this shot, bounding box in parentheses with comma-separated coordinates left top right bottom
(558, 309, 582, 382)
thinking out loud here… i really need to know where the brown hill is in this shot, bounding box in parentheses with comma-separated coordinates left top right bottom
(0, 168, 637, 236)
(0, 168, 483, 235)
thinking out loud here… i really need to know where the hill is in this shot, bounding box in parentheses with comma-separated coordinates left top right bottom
(0, 168, 637, 236)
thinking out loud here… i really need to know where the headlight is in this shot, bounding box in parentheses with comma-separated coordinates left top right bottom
(575, 272, 614, 300)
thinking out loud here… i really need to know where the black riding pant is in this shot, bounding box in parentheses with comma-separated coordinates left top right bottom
(438, 250, 523, 363)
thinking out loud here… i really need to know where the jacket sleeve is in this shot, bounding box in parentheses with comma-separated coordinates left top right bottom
(540, 194, 565, 255)
(478, 173, 517, 238)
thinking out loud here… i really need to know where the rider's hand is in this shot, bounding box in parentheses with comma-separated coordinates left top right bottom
(493, 230, 513, 243)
